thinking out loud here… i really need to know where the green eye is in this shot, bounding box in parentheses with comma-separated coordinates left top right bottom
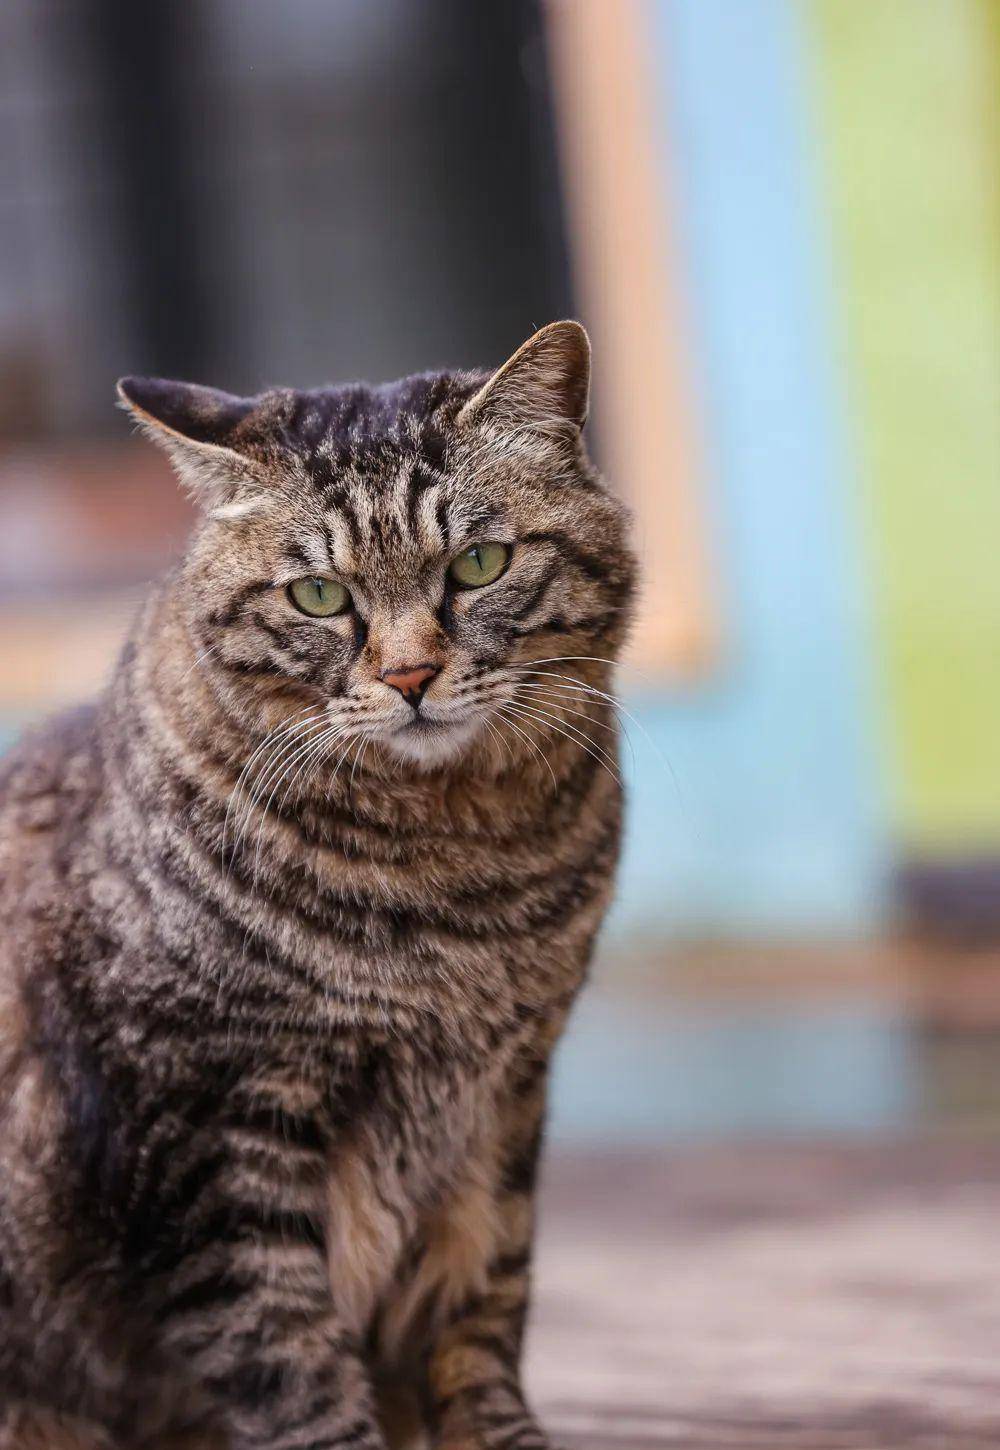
(287, 576, 351, 617)
(447, 542, 511, 589)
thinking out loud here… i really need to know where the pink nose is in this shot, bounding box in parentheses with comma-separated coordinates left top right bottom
(380, 662, 439, 707)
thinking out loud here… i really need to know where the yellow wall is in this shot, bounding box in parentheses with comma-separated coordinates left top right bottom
(814, 0, 1000, 851)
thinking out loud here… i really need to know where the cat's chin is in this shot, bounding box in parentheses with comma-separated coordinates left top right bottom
(380, 715, 481, 770)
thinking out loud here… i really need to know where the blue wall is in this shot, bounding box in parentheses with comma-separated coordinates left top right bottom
(608, 0, 887, 939)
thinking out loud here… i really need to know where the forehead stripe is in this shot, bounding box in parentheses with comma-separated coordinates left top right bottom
(435, 496, 451, 550)
(405, 462, 439, 532)
(322, 484, 362, 548)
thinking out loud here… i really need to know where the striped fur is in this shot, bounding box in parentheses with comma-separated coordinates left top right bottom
(0, 324, 635, 1449)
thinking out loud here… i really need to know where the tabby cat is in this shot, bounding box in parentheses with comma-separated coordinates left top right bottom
(0, 321, 635, 1449)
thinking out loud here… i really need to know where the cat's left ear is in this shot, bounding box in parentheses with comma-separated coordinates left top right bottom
(458, 320, 591, 435)
(116, 376, 267, 515)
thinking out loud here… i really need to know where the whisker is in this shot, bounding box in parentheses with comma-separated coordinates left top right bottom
(511, 666, 692, 830)
(313, 733, 362, 823)
(348, 731, 373, 798)
(512, 653, 642, 678)
(224, 707, 330, 871)
(493, 708, 559, 791)
(226, 701, 325, 804)
(511, 682, 638, 772)
(232, 715, 338, 863)
(229, 714, 330, 844)
(273, 721, 352, 821)
(511, 686, 617, 735)
(480, 714, 512, 772)
(246, 719, 360, 905)
(223, 709, 315, 848)
(326, 729, 369, 799)
(269, 718, 363, 842)
(248, 722, 349, 886)
(501, 698, 620, 777)
(177, 643, 219, 685)
(501, 700, 622, 787)
(512, 668, 658, 760)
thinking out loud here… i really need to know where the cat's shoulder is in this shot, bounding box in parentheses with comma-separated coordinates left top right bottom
(0, 701, 104, 818)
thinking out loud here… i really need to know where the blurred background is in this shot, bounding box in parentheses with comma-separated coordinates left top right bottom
(2, 2, 999, 1442)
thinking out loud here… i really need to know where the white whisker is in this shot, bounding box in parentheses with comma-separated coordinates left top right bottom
(177, 643, 218, 685)
(348, 732, 373, 798)
(502, 700, 622, 788)
(229, 713, 329, 841)
(511, 665, 691, 829)
(494, 708, 559, 791)
(223, 706, 329, 872)
(273, 722, 352, 821)
(248, 722, 349, 887)
(231, 713, 339, 866)
(481, 714, 512, 772)
(514, 653, 630, 676)
(507, 682, 637, 771)
(512, 686, 616, 734)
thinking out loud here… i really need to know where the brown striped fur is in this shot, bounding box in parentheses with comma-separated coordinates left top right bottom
(0, 324, 635, 1448)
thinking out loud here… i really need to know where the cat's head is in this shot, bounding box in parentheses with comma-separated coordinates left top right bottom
(118, 322, 635, 770)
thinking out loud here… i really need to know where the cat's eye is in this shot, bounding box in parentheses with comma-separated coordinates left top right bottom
(447, 542, 511, 589)
(287, 576, 351, 617)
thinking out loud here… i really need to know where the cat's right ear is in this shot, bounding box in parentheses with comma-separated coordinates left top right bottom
(116, 376, 266, 517)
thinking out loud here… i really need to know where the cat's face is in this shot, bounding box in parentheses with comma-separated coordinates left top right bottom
(119, 323, 634, 770)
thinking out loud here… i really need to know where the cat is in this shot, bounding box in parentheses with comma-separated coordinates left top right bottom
(0, 321, 635, 1449)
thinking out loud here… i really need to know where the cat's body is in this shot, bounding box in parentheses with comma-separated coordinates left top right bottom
(0, 324, 634, 1449)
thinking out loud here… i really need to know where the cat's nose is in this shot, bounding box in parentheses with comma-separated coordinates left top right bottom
(380, 662, 440, 709)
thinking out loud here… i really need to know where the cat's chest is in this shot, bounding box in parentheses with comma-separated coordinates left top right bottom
(322, 1040, 503, 1335)
(341, 1033, 500, 1192)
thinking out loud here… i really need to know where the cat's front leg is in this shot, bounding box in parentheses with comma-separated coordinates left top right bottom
(157, 1105, 388, 1450)
(193, 1298, 385, 1450)
(424, 1064, 554, 1450)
